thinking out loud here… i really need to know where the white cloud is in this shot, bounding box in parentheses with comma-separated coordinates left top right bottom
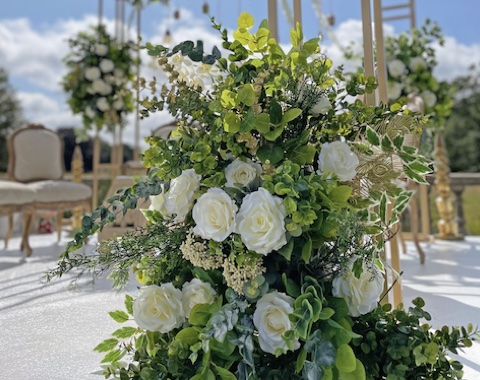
(434, 37, 480, 81)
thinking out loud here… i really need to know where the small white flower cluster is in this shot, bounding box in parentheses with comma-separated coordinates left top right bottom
(133, 279, 216, 333)
(169, 52, 219, 90)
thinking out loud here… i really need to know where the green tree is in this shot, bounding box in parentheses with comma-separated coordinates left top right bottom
(444, 64, 480, 172)
(0, 67, 23, 172)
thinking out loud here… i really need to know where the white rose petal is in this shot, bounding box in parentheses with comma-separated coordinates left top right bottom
(236, 187, 287, 255)
(100, 58, 115, 73)
(113, 99, 125, 111)
(85, 106, 96, 119)
(332, 257, 385, 317)
(182, 278, 216, 318)
(165, 169, 201, 223)
(310, 95, 332, 116)
(96, 97, 110, 112)
(92, 79, 112, 95)
(95, 44, 108, 56)
(253, 291, 300, 355)
(149, 185, 170, 218)
(420, 90, 437, 108)
(133, 283, 185, 333)
(225, 158, 262, 188)
(409, 56, 426, 72)
(192, 188, 237, 242)
(387, 59, 406, 78)
(317, 141, 359, 182)
(114, 68, 125, 78)
(387, 81, 404, 101)
(84, 67, 101, 81)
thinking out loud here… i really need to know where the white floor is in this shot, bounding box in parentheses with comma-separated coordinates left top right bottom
(1, 233, 479, 379)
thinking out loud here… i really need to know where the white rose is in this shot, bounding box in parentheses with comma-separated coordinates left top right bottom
(92, 79, 112, 95)
(182, 278, 216, 318)
(225, 158, 262, 188)
(114, 68, 125, 78)
(113, 99, 124, 110)
(420, 90, 437, 108)
(310, 95, 332, 116)
(84, 67, 101, 81)
(104, 74, 116, 84)
(317, 141, 359, 182)
(85, 106, 96, 119)
(236, 187, 287, 255)
(409, 56, 426, 72)
(96, 97, 110, 112)
(253, 291, 300, 355)
(192, 188, 237, 242)
(100, 58, 115, 73)
(387, 59, 406, 78)
(133, 283, 185, 333)
(95, 43, 108, 56)
(165, 169, 201, 223)
(149, 185, 170, 218)
(332, 257, 384, 317)
(387, 81, 404, 101)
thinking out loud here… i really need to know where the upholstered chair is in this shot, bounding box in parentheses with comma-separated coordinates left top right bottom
(7, 123, 92, 242)
(0, 180, 36, 256)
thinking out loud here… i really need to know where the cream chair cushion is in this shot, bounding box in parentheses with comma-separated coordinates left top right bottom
(0, 180, 36, 206)
(29, 180, 92, 203)
(12, 129, 63, 182)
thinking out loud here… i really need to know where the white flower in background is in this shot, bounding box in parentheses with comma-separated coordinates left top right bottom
(409, 56, 426, 72)
(113, 99, 124, 111)
(225, 158, 262, 188)
(310, 95, 332, 116)
(99, 58, 115, 73)
(192, 188, 238, 242)
(332, 257, 384, 317)
(104, 74, 116, 84)
(182, 278, 216, 318)
(96, 97, 110, 112)
(420, 90, 437, 108)
(387, 81, 404, 101)
(95, 43, 108, 56)
(114, 68, 125, 78)
(236, 187, 287, 255)
(92, 79, 112, 95)
(85, 106, 96, 119)
(133, 284, 185, 333)
(86, 86, 95, 95)
(317, 141, 359, 182)
(387, 59, 406, 78)
(84, 67, 101, 81)
(149, 185, 170, 218)
(253, 291, 300, 355)
(165, 169, 201, 223)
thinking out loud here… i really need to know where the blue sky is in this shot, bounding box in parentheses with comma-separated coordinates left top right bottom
(1, 0, 480, 147)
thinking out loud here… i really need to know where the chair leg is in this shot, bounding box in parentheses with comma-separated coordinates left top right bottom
(4, 214, 14, 248)
(22, 210, 34, 257)
(56, 211, 63, 242)
(409, 182, 426, 264)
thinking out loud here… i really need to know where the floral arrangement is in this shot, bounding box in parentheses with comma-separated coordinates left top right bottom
(385, 20, 453, 125)
(62, 25, 136, 132)
(48, 13, 478, 380)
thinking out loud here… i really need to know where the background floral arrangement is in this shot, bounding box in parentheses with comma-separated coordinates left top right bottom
(385, 20, 454, 126)
(49, 13, 478, 380)
(62, 25, 136, 132)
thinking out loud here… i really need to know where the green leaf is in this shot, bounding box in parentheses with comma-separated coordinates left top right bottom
(175, 327, 200, 346)
(318, 307, 335, 320)
(335, 344, 357, 373)
(339, 359, 366, 380)
(366, 127, 380, 146)
(256, 28, 269, 48)
(409, 161, 432, 174)
(296, 348, 307, 373)
(238, 12, 255, 29)
(125, 294, 134, 315)
(109, 310, 129, 323)
(289, 144, 316, 165)
(264, 125, 285, 141)
(282, 272, 301, 298)
(282, 108, 302, 123)
(255, 113, 270, 134)
(302, 237, 313, 263)
(379, 192, 388, 222)
(257, 144, 284, 164)
(269, 99, 283, 125)
(303, 361, 324, 380)
(224, 112, 241, 133)
(101, 349, 125, 363)
(238, 84, 255, 106)
(94, 338, 119, 353)
(278, 238, 294, 261)
(112, 326, 138, 339)
(215, 367, 237, 380)
(314, 341, 336, 367)
(381, 136, 393, 151)
(220, 90, 236, 108)
(189, 303, 213, 326)
(329, 185, 353, 204)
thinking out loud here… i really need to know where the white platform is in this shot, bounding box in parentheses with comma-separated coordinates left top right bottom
(1, 233, 479, 379)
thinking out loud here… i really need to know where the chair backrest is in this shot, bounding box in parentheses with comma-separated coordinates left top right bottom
(8, 123, 64, 182)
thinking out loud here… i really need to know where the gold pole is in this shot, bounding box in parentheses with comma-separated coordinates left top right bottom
(133, 6, 141, 161)
(409, 0, 416, 29)
(92, 131, 100, 209)
(267, 0, 279, 41)
(293, 0, 302, 26)
(98, 0, 103, 26)
(373, 0, 388, 105)
(72, 145, 84, 230)
(361, 0, 376, 106)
